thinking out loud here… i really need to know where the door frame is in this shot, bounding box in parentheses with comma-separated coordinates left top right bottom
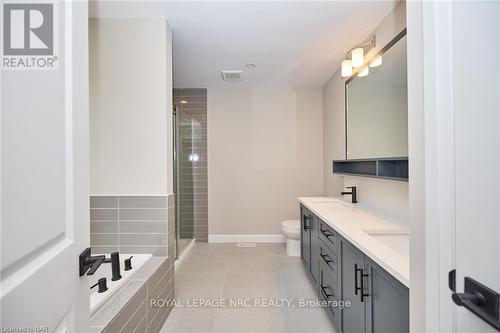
(408, 1, 458, 332)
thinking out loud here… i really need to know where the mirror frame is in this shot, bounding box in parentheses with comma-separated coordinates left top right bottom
(344, 28, 407, 160)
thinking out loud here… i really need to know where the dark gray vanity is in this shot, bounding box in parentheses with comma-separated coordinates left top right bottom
(300, 204, 409, 333)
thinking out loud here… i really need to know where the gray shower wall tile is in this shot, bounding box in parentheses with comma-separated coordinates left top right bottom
(119, 233, 167, 246)
(119, 246, 168, 257)
(90, 194, 174, 257)
(118, 196, 168, 208)
(119, 221, 167, 234)
(90, 196, 118, 208)
(119, 208, 168, 221)
(91, 234, 118, 246)
(90, 221, 118, 234)
(90, 209, 118, 221)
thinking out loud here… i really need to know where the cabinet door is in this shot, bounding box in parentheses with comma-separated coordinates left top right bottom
(319, 260, 342, 332)
(300, 206, 311, 270)
(341, 240, 366, 333)
(364, 259, 409, 333)
(309, 214, 319, 285)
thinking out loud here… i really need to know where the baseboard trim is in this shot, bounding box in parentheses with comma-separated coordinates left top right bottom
(208, 234, 286, 243)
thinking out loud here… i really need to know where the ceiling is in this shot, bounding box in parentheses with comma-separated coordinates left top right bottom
(91, 1, 397, 88)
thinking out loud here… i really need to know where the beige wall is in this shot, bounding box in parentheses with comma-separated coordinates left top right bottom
(322, 1, 408, 221)
(208, 84, 323, 235)
(90, 18, 173, 195)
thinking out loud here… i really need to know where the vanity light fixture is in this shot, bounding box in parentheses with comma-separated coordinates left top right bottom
(369, 55, 382, 67)
(341, 59, 353, 77)
(351, 48, 364, 67)
(358, 67, 369, 77)
(341, 35, 377, 77)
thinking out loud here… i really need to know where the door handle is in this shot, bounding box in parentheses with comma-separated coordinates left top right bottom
(360, 270, 369, 302)
(354, 264, 369, 302)
(450, 274, 500, 331)
(354, 264, 360, 295)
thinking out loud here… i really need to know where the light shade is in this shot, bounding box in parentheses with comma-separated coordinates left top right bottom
(341, 59, 353, 77)
(351, 48, 364, 67)
(358, 67, 369, 77)
(369, 56, 382, 67)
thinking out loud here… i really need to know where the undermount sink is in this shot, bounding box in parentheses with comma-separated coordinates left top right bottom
(310, 199, 351, 207)
(364, 230, 409, 258)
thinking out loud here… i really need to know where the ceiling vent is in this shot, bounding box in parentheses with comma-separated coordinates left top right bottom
(221, 70, 242, 81)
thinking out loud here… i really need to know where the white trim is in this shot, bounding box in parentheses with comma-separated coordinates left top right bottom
(208, 234, 285, 243)
(174, 239, 195, 269)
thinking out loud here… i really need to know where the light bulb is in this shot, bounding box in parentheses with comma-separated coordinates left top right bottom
(341, 59, 353, 77)
(369, 56, 382, 67)
(358, 67, 369, 77)
(351, 48, 364, 67)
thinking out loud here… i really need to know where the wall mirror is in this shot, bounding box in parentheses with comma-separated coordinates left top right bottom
(345, 30, 408, 160)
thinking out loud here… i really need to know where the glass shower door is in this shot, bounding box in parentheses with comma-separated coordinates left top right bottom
(173, 106, 197, 258)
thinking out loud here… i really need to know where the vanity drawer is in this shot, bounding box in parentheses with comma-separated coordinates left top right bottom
(319, 220, 338, 254)
(319, 260, 342, 331)
(319, 239, 338, 285)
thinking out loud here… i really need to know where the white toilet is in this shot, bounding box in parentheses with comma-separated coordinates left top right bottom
(281, 220, 301, 257)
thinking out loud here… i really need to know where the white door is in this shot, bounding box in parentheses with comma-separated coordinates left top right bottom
(421, 1, 500, 332)
(452, 1, 500, 332)
(1, 1, 89, 332)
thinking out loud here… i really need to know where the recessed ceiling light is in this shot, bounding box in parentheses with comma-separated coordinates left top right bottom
(245, 63, 256, 69)
(179, 100, 188, 104)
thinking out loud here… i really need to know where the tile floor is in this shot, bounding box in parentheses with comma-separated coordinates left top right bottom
(160, 243, 337, 333)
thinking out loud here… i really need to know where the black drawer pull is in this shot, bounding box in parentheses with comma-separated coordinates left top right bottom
(321, 285, 334, 299)
(320, 253, 333, 264)
(321, 229, 333, 237)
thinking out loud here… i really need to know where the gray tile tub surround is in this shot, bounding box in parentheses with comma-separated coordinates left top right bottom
(90, 257, 175, 333)
(90, 195, 174, 257)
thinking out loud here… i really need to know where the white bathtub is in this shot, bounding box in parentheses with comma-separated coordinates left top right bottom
(89, 253, 152, 315)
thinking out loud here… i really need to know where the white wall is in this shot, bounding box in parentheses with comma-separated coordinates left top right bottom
(322, 1, 408, 222)
(90, 18, 173, 195)
(208, 83, 323, 235)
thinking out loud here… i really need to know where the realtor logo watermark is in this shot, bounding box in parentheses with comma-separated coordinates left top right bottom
(2, 2, 58, 70)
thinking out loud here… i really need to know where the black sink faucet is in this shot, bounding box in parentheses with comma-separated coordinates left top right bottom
(341, 186, 358, 203)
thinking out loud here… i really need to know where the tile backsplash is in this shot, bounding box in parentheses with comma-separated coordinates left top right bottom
(90, 194, 174, 256)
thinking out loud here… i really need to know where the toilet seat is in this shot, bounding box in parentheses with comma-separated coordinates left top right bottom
(281, 220, 300, 230)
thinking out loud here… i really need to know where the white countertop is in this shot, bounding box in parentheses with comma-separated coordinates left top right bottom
(298, 197, 410, 287)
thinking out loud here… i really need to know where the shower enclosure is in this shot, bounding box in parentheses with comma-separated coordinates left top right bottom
(173, 89, 208, 259)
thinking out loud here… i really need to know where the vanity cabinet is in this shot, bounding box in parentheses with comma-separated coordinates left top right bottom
(341, 240, 367, 333)
(364, 257, 409, 333)
(300, 206, 319, 286)
(300, 204, 409, 333)
(341, 239, 409, 333)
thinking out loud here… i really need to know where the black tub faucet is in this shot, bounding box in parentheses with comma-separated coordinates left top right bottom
(91, 278, 108, 293)
(341, 186, 358, 204)
(109, 252, 122, 281)
(79, 248, 105, 276)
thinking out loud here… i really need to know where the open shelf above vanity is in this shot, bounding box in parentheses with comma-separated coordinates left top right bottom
(332, 157, 408, 181)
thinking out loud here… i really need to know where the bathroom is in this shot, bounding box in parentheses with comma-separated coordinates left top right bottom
(1, 1, 499, 333)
